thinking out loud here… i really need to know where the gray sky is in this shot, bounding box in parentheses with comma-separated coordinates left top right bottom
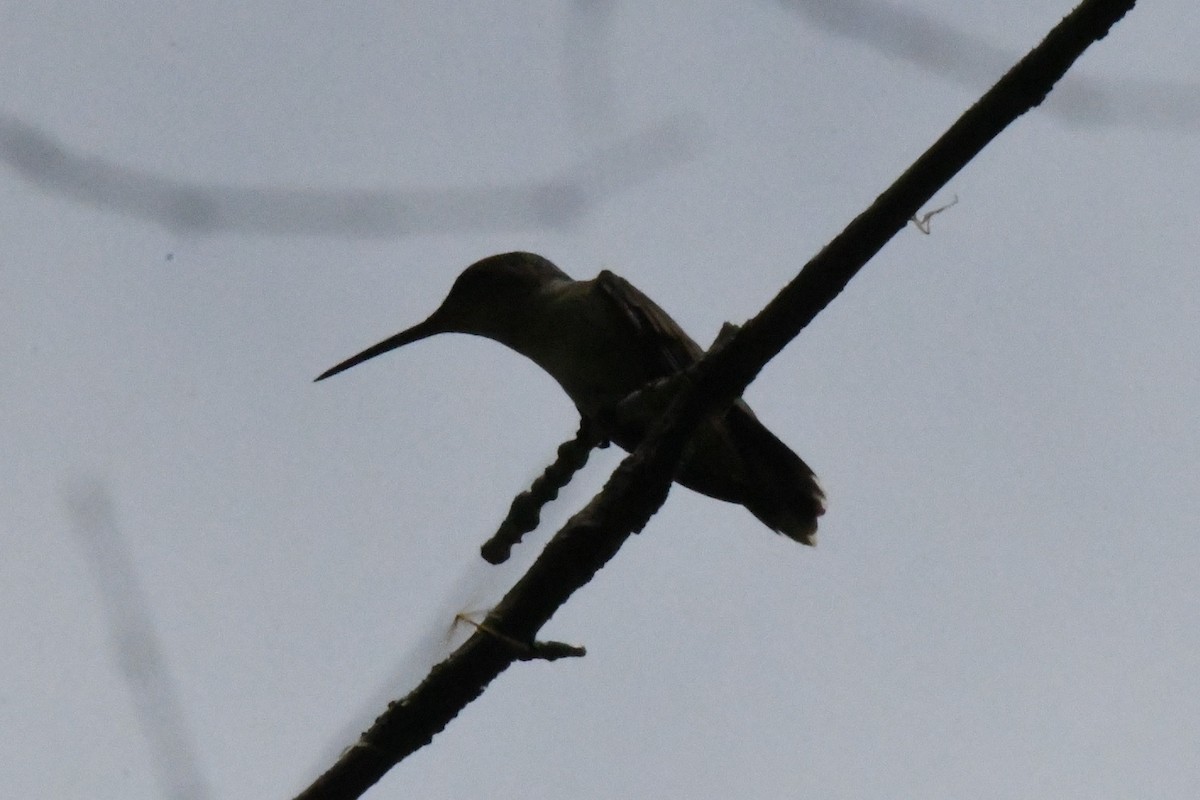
(3, 2, 1198, 798)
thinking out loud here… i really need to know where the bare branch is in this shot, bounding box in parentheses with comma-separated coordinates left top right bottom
(65, 482, 210, 800)
(0, 114, 691, 238)
(294, 2, 1138, 797)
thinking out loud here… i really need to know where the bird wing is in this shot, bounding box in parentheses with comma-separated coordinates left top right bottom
(594, 271, 824, 542)
(593, 270, 704, 379)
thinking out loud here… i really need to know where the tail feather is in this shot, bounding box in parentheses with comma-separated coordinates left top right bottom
(620, 396, 826, 545)
(724, 402, 825, 545)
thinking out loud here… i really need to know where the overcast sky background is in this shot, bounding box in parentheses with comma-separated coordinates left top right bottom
(3, 2, 1198, 798)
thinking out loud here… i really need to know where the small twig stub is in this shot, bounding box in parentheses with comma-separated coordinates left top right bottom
(911, 194, 959, 234)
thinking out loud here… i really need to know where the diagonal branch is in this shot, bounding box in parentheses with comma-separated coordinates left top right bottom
(293, 1, 1137, 797)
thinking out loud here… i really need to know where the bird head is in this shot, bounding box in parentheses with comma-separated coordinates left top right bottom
(314, 252, 570, 381)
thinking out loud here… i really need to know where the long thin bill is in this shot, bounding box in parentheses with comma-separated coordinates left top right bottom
(313, 315, 445, 382)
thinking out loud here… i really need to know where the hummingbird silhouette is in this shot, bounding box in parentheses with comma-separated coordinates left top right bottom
(316, 252, 825, 544)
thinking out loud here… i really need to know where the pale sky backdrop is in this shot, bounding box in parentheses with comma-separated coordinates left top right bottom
(3, 2, 1198, 798)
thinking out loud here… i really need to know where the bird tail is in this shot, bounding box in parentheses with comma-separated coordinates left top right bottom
(724, 405, 825, 545)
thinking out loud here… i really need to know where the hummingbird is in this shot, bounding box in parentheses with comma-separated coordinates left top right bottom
(316, 252, 825, 544)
